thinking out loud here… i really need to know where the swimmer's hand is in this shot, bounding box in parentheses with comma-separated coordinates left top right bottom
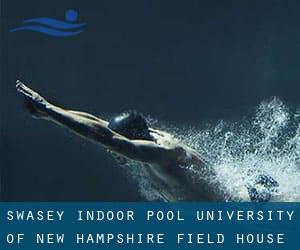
(16, 80, 49, 118)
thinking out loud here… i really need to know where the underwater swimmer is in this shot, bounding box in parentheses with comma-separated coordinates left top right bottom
(16, 81, 277, 201)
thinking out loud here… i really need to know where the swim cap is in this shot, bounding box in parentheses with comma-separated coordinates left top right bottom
(108, 111, 153, 140)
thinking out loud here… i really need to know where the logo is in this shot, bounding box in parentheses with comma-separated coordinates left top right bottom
(9, 9, 85, 37)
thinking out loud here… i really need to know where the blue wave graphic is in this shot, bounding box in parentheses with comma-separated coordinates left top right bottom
(10, 25, 84, 37)
(9, 9, 85, 37)
(23, 18, 85, 29)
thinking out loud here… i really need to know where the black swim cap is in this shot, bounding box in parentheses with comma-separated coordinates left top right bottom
(108, 111, 153, 140)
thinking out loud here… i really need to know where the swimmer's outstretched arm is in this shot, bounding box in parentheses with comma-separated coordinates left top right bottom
(16, 81, 176, 165)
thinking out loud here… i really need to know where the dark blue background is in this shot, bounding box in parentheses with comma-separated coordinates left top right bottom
(1, 0, 300, 200)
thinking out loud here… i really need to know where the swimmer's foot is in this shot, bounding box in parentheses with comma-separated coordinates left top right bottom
(16, 80, 49, 118)
(246, 174, 279, 202)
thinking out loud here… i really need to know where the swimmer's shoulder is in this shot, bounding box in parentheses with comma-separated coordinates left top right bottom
(168, 143, 207, 168)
